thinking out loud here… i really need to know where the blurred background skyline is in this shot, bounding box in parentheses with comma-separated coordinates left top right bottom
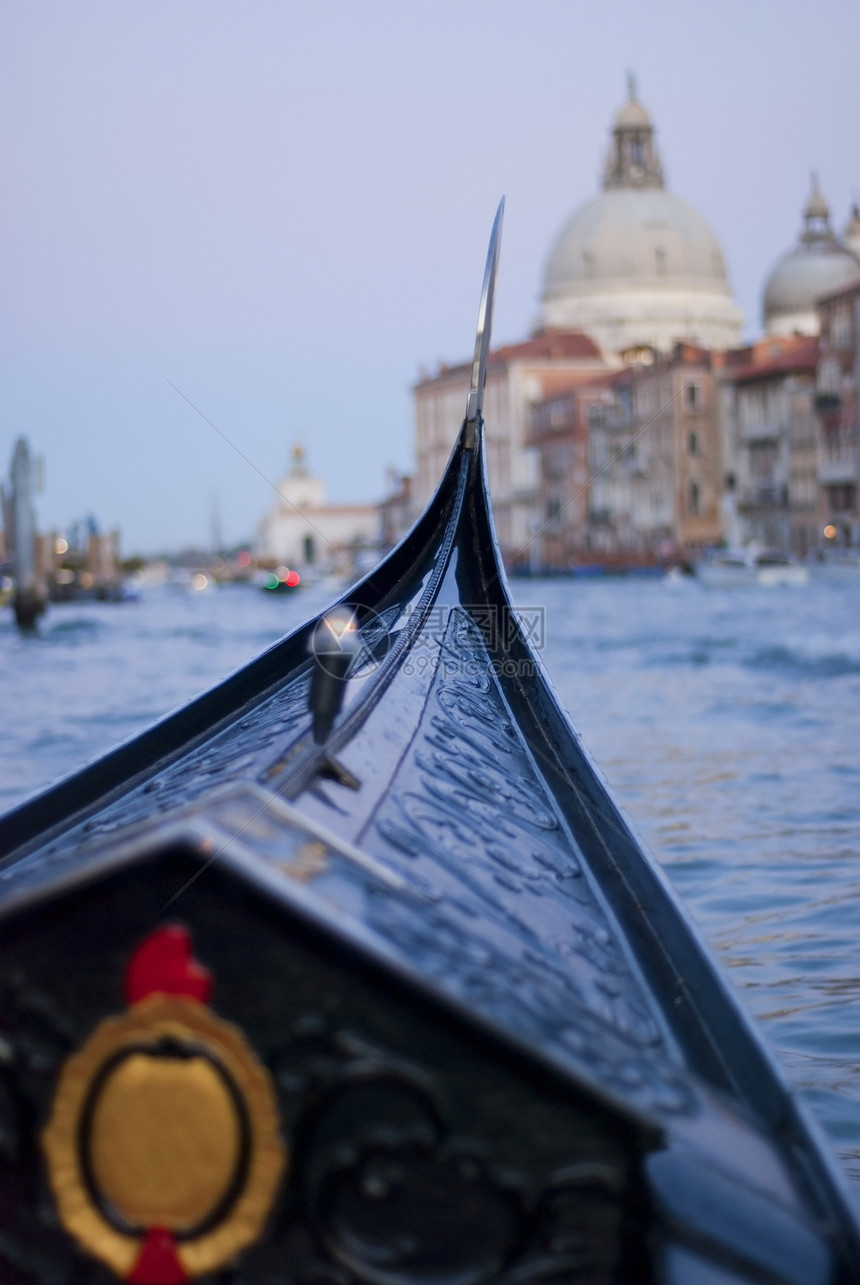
(2, 0, 859, 554)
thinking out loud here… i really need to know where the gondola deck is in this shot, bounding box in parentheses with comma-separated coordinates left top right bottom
(0, 210, 858, 1284)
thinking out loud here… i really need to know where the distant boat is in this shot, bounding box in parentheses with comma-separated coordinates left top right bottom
(257, 566, 303, 593)
(167, 568, 216, 593)
(696, 547, 809, 588)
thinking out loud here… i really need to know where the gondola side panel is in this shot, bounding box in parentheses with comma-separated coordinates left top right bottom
(0, 845, 652, 1284)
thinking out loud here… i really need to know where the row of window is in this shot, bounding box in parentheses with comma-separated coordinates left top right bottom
(585, 382, 703, 424)
(547, 479, 705, 522)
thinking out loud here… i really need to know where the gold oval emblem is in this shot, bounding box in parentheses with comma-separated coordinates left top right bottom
(87, 1048, 244, 1231)
(42, 933, 285, 1282)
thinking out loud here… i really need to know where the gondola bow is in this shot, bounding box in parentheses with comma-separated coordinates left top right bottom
(0, 209, 858, 1285)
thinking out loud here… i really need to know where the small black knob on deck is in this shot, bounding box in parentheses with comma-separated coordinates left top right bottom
(308, 608, 360, 743)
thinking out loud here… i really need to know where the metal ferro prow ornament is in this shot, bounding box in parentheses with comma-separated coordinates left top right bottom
(463, 197, 504, 444)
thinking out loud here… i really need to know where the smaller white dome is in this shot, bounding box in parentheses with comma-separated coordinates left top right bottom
(763, 179, 860, 335)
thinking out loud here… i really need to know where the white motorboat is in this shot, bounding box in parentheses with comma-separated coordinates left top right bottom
(696, 547, 809, 588)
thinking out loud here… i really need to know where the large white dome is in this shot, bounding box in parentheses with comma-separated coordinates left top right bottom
(539, 86, 743, 355)
(762, 180, 860, 336)
(544, 188, 733, 295)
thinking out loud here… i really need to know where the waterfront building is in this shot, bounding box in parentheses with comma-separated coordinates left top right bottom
(719, 336, 820, 556)
(413, 330, 609, 562)
(762, 179, 860, 337)
(413, 81, 744, 565)
(46, 527, 122, 601)
(538, 80, 743, 356)
(525, 375, 615, 570)
(256, 446, 379, 575)
(414, 83, 859, 565)
(528, 345, 722, 568)
(378, 469, 415, 551)
(815, 279, 860, 546)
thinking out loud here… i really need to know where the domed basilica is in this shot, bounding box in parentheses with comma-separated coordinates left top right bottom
(413, 80, 860, 563)
(762, 177, 860, 336)
(540, 79, 744, 356)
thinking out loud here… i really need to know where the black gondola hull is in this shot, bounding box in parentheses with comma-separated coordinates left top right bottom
(0, 427, 857, 1284)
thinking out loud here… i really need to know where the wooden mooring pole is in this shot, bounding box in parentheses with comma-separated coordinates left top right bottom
(4, 438, 46, 630)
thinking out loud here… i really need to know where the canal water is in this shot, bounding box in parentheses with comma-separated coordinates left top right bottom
(1, 573, 859, 1202)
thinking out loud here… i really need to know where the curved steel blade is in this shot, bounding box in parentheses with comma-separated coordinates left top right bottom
(465, 197, 505, 426)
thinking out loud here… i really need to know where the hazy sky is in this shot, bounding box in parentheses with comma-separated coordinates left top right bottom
(2, 0, 858, 554)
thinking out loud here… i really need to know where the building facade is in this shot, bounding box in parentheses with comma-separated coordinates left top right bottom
(414, 330, 609, 562)
(256, 446, 379, 575)
(528, 325, 857, 568)
(719, 337, 820, 555)
(816, 280, 860, 546)
(526, 377, 614, 569)
(412, 83, 859, 567)
(529, 345, 722, 568)
(378, 469, 415, 551)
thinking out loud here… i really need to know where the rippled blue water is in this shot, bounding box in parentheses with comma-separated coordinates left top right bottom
(1, 574, 859, 1200)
